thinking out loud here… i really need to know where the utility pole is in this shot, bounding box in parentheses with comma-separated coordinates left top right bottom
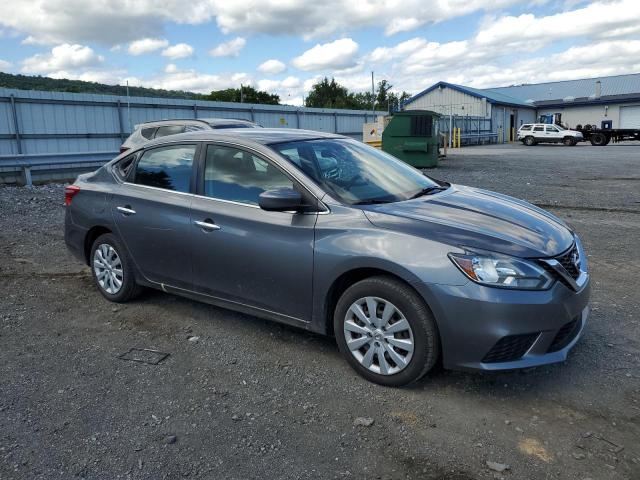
(240, 83, 244, 103)
(371, 71, 375, 118)
(126, 80, 131, 133)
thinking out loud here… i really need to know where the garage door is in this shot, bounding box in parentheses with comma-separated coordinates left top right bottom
(620, 105, 640, 128)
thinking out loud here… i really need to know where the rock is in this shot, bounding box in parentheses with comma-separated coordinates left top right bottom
(504, 420, 511, 425)
(231, 415, 241, 422)
(187, 336, 200, 342)
(353, 417, 374, 427)
(163, 435, 177, 444)
(572, 453, 586, 460)
(486, 461, 510, 473)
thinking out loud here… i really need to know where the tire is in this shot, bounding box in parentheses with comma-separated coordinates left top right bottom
(590, 133, 608, 146)
(524, 136, 536, 146)
(563, 136, 575, 146)
(334, 276, 440, 387)
(90, 233, 142, 303)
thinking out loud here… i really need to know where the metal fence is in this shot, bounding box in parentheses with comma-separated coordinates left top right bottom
(437, 115, 496, 145)
(0, 88, 386, 184)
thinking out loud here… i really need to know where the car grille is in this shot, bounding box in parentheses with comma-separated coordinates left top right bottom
(482, 333, 539, 363)
(547, 316, 582, 352)
(556, 244, 580, 279)
(539, 243, 581, 289)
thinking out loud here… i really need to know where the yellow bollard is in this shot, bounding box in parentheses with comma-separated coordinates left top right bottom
(457, 128, 461, 148)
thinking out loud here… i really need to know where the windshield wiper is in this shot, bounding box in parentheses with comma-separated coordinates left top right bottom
(409, 185, 448, 199)
(353, 198, 394, 205)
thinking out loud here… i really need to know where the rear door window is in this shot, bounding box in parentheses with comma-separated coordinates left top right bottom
(545, 125, 559, 132)
(155, 125, 186, 138)
(133, 145, 196, 193)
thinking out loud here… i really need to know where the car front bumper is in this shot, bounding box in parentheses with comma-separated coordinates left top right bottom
(413, 275, 590, 371)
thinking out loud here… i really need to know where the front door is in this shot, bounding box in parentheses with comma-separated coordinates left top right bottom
(189, 143, 316, 322)
(111, 143, 198, 289)
(544, 124, 562, 142)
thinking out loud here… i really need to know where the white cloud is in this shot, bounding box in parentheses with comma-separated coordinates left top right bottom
(47, 68, 132, 85)
(162, 43, 194, 59)
(258, 59, 286, 75)
(0, 0, 221, 45)
(127, 38, 168, 55)
(0, 0, 521, 46)
(383, 39, 640, 95)
(210, 0, 519, 39)
(21, 43, 104, 74)
(209, 37, 245, 57)
(292, 38, 359, 72)
(475, 0, 640, 49)
(152, 64, 250, 93)
(0, 59, 12, 70)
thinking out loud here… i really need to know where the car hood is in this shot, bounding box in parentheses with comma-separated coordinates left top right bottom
(362, 185, 574, 258)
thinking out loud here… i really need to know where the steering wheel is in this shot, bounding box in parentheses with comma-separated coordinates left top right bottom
(342, 173, 367, 188)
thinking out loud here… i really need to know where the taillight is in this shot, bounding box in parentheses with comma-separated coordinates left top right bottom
(120, 146, 130, 154)
(64, 185, 80, 206)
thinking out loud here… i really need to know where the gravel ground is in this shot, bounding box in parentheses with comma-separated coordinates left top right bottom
(1, 142, 639, 480)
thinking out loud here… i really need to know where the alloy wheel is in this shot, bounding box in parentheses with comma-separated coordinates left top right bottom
(93, 243, 124, 295)
(343, 296, 414, 375)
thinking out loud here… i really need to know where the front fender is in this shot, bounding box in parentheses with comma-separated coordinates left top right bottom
(310, 205, 467, 333)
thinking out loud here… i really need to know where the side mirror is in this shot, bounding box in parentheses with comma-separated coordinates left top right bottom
(259, 187, 305, 212)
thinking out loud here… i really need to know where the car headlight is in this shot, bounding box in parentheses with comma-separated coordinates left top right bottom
(448, 251, 553, 290)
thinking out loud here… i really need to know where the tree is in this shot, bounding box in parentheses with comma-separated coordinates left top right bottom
(305, 77, 356, 109)
(204, 85, 279, 105)
(305, 77, 411, 112)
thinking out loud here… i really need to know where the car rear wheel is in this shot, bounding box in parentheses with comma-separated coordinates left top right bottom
(590, 133, 608, 146)
(90, 233, 141, 303)
(524, 136, 536, 146)
(334, 276, 439, 387)
(563, 136, 576, 146)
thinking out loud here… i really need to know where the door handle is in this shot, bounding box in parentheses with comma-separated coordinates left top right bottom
(117, 206, 136, 215)
(194, 219, 221, 231)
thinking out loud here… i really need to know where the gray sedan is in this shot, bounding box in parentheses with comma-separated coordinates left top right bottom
(64, 129, 590, 386)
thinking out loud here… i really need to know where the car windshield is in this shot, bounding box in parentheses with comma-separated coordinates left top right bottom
(271, 138, 444, 204)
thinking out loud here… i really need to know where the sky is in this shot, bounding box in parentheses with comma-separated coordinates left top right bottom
(0, 0, 639, 106)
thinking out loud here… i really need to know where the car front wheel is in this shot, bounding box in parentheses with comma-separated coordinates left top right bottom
(334, 276, 440, 387)
(90, 233, 141, 303)
(563, 136, 576, 146)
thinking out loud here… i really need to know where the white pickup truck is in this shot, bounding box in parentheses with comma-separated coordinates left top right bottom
(517, 123, 584, 146)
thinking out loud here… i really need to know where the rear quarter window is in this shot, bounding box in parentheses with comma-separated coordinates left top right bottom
(140, 127, 157, 140)
(115, 153, 137, 180)
(154, 125, 186, 138)
(520, 125, 532, 131)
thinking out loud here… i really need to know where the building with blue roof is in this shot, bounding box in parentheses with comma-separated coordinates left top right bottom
(402, 73, 640, 144)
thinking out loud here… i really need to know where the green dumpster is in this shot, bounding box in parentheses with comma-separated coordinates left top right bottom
(382, 110, 440, 168)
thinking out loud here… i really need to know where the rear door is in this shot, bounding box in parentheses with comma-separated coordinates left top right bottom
(111, 143, 199, 289)
(532, 125, 545, 140)
(189, 143, 317, 321)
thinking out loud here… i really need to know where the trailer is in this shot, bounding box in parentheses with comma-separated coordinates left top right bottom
(575, 124, 640, 146)
(538, 114, 640, 146)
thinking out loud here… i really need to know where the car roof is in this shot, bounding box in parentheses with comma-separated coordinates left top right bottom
(135, 118, 257, 128)
(142, 128, 345, 149)
(199, 118, 257, 126)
